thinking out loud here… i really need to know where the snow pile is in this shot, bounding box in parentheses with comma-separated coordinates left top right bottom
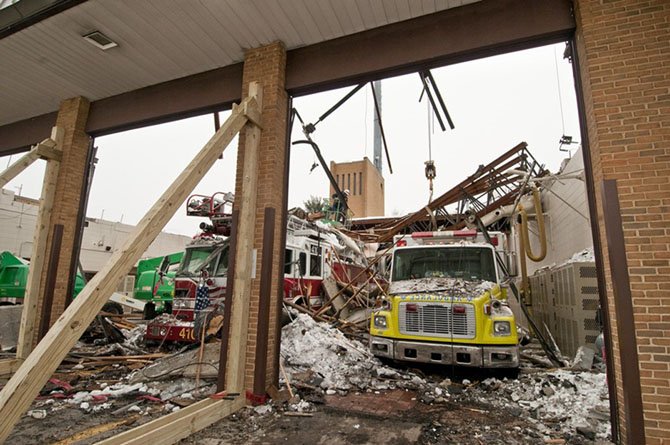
(281, 314, 421, 391)
(122, 324, 147, 350)
(471, 370, 610, 440)
(566, 247, 595, 264)
(389, 277, 495, 297)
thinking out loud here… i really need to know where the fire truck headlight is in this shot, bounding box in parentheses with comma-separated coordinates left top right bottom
(493, 321, 511, 336)
(374, 315, 388, 329)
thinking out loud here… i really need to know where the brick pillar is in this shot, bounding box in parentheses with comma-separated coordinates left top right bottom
(233, 42, 289, 391)
(33, 97, 91, 345)
(574, 1, 670, 443)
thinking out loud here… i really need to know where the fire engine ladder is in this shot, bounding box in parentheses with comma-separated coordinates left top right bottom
(370, 142, 545, 242)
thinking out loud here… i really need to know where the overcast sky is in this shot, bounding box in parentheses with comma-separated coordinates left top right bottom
(1, 42, 581, 237)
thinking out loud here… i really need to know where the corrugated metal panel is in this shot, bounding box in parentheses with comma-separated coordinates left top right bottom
(0, 0, 481, 126)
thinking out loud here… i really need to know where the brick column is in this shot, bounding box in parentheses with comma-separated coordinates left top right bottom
(574, 1, 670, 443)
(233, 42, 289, 391)
(33, 97, 91, 344)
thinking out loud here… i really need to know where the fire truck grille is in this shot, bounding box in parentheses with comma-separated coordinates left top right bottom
(399, 302, 476, 339)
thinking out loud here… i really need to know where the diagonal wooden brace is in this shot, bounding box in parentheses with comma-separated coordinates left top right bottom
(0, 93, 256, 442)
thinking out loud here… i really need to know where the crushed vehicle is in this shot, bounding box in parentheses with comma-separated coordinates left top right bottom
(146, 193, 367, 344)
(369, 229, 520, 372)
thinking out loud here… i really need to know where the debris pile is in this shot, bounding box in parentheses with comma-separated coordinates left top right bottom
(287, 271, 385, 336)
(280, 314, 423, 393)
(388, 277, 496, 296)
(461, 370, 611, 441)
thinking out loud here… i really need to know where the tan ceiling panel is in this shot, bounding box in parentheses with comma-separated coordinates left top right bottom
(0, 0, 481, 127)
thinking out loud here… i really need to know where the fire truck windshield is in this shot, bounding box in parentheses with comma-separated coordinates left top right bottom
(179, 247, 215, 276)
(392, 246, 496, 283)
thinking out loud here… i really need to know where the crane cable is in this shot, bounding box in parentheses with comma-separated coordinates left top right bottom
(424, 100, 437, 229)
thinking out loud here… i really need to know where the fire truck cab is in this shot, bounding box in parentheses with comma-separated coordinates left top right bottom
(369, 229, 519, 371)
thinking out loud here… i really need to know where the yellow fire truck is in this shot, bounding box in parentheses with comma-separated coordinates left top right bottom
(369, 229, 519, 371)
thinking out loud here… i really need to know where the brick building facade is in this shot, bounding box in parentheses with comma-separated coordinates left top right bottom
(575, 1, 670, 442)
(330, 157, 385, 218)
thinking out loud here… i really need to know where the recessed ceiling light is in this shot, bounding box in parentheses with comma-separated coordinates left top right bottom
(82, 31, 118, 50)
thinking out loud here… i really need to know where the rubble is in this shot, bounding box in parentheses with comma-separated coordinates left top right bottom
(7, 303, 615, 445)
(388, 277, 495, 295)
(280, 313, 423, 392)
(459, 369, 611, 441)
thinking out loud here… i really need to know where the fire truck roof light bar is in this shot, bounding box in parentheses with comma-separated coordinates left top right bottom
(411, 229, 477, 239)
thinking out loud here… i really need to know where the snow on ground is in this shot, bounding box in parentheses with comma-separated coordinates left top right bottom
(470, 369, 611, 440)
(281, 314, 423, 392)
(281, 314, 611, 441)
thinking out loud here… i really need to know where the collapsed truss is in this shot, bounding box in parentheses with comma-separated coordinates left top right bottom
(348, 142, 545, 242)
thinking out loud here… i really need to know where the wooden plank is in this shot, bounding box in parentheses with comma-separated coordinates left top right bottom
(0, 99, 256, 443)
(17, 126, 63, 360)
(0, 359, 22, 377)
(34, 143, 62, 162)
(226, 82, 263, 392)
(97, 397, 245, 445)
(52, 415, 140, 445)
(0, 145, 43, 188)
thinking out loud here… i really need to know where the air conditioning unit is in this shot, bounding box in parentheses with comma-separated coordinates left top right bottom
(530, 261, 599, 357)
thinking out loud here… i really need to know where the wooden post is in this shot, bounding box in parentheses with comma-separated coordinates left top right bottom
(0, 97, 257, 442)
(16, 126, 63, 360)
(226, 82, 263, 392)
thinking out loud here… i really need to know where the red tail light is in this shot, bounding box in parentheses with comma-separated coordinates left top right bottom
(406, 303, 418, 312)
(396, 240, 407, 247)
(452, 305, 466, 314)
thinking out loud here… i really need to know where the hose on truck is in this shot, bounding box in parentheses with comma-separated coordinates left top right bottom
(473, 212, 563, 367)
(516, 185, 547, 304)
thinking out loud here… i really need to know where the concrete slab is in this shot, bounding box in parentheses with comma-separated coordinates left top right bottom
(0, 305, 22, 350)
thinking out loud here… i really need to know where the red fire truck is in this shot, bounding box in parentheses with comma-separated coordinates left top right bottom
(146, 194, 366, 343)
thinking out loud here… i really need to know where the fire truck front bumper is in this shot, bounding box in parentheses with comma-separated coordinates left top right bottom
(370, 337, 519, 368)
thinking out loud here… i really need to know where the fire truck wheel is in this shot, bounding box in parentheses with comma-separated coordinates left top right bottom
(498, 367, 520, 379)
(143, 302, 157, 320)
(280, 308, 292, 327)
(102, 302, 123, 315)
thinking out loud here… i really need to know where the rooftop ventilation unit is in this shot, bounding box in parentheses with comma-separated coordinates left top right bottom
(82, 30, 117, 50)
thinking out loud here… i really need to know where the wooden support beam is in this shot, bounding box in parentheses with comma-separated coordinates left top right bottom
(97, 396, 245, 445)
(0, 97, 257, 442)
(17, 126, 63, 360)
(226, 82, 263, 392)
(33, 143, 62, 162)
(0, 359, 22, 377)
(0, 135, 56, 189)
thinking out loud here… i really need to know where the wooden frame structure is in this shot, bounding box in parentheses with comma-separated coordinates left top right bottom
(0, 126, 64, 374)
(0, 84, 262, 443)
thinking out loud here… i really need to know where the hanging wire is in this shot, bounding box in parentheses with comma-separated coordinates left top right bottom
(364, 85, 369, 158)
(554, 45, 566, 136)
(424, 99, 437, 206)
